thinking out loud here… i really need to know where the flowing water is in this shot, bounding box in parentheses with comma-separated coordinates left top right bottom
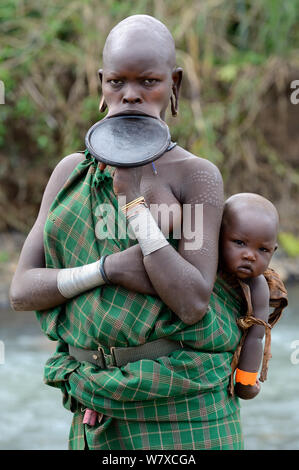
(0, 283, 298, 450)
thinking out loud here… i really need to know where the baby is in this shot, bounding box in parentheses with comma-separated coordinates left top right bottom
(219, 192, 279, 400)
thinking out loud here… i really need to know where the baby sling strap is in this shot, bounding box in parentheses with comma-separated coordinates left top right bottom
(228, 267, 288, 396)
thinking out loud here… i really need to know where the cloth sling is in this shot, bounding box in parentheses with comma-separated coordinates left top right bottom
(226, 268, 288, 395)
(36, 150, 245, 450)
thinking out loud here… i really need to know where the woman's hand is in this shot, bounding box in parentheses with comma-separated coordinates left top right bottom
(113, 166, 144, 203)
(234, 379, 261, 400)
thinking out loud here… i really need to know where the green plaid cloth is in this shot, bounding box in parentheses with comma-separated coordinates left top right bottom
(69, 408, 243, 450)
(36, 151, 244, 450)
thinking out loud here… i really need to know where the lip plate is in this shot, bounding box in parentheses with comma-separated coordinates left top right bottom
(85, 113, 171, 168)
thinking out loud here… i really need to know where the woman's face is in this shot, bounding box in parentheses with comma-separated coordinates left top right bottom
(100, 41, 176, 120)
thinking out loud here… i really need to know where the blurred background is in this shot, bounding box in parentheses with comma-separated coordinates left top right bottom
(0, 0, 298, 450)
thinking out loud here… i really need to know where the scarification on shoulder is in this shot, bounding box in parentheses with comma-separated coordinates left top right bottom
(187, 166, 223, 209)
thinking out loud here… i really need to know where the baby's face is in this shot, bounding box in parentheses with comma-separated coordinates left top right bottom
(220, 210, 278, 280)
(101, 39, 173, 119)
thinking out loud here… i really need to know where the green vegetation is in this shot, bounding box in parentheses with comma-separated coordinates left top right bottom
(0, 0, 299, 240)
(279, 232, 299, 258)
(0, 250, 9, 263)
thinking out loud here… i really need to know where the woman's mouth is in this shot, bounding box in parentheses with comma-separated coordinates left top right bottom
(108, 107, 160, 119)
(112, 109, 151, 117)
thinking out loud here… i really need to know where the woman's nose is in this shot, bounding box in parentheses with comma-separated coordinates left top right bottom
(122, 85, 142, 104)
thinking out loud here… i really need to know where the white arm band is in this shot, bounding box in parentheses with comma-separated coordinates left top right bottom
(127, 205, 169, 256)
(57, 259, 105, 299)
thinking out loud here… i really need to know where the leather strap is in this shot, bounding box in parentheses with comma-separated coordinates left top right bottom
(69, 338, 183, 369)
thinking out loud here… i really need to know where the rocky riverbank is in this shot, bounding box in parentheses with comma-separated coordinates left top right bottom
(1, 231, 299, 310)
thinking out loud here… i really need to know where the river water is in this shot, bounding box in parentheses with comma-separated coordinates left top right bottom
(0, 283, 298, 450)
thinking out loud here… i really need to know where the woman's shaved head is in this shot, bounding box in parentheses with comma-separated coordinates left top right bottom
(103, 15, 176, 69)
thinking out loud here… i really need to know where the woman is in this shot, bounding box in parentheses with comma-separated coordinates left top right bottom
(10, 15, 243, 450)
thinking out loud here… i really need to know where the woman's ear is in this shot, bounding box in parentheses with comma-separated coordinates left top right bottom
(171, 67, 183, 116)
(98, 69, 107, 113)
(99, 96, 107, 113)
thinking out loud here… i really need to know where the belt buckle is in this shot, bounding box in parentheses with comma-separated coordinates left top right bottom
(98, 346, 116, 368)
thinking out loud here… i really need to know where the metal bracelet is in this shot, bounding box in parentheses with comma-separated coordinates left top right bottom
(99, 255, 112, 285)
(57, 259, 105, 299)
(126, 205, 169, 256)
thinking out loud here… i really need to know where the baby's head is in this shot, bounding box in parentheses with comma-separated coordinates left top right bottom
(219, 193, 279, 280)
(98, 15, 182, 119)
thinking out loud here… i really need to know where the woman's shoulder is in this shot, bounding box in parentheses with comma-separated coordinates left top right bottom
(54, 151, 86, 174)
(47, 152, 86, 190)
(166, 146, 223, 204)
(36, 152, 87, 225)
(169, 145, 223, 180)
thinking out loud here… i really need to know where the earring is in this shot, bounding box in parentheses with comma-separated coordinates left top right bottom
(99, 95, 107, 113)
(170, 92, 178, 117)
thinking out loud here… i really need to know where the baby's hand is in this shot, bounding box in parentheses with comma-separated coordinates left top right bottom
(234, 379, 261, 400)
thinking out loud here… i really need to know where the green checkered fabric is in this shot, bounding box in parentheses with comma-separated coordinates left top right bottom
(69, 408, 243, 450)
(36, 151, 244, 450)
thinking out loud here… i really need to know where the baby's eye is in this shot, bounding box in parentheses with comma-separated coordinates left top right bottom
(259, 247, 269, 253)
(233, 239, 245, 246)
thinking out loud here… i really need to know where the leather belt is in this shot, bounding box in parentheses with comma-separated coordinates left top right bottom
(69, 338, 183, 369)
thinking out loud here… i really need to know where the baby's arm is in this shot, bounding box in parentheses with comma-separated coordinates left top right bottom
(234, 274, 270, 399)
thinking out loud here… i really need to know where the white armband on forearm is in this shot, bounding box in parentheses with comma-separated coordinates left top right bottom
(57, 259, 106, 299)
(126, 205, 169, 256)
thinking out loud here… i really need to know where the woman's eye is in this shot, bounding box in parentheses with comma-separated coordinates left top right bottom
(143, 79, 158, 86)
(108, 79, 123, 86)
